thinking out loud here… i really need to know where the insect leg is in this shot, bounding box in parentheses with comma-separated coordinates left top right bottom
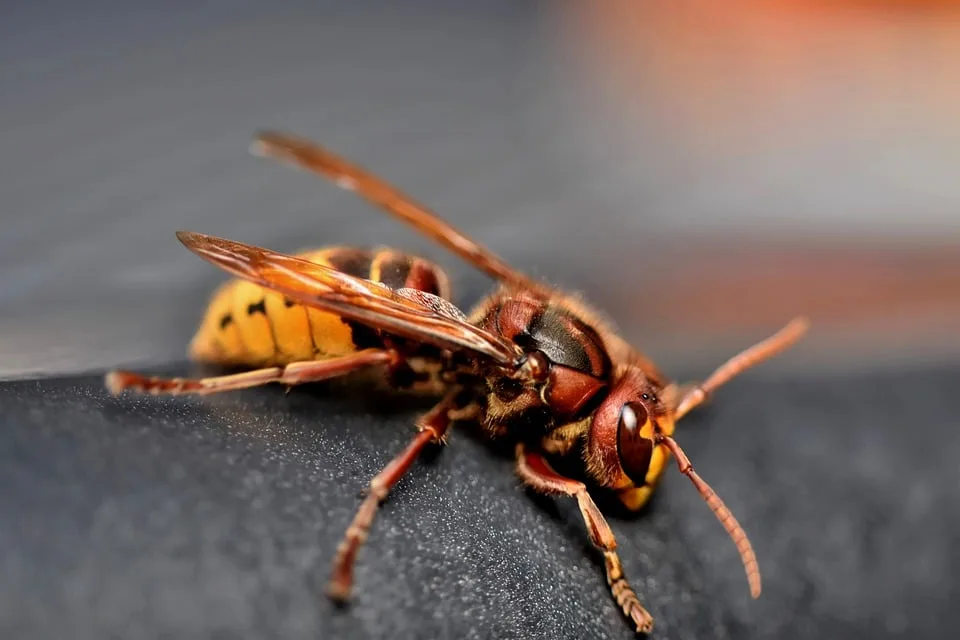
(515, 443, 654, 634)
(105, 349, 396, 396)
(674, 316, 809, 420)
(327, 388, 460, 602)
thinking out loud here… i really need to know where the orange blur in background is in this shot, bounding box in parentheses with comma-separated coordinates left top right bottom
(554, 0, 960, 368)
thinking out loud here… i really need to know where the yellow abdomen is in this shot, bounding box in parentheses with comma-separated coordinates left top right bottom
(188, 246, 451, 367)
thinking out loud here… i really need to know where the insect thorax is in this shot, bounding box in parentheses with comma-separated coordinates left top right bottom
(468, 289, 614, 441)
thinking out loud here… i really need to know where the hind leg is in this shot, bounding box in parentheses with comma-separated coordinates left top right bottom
(106, 349, 396, 396)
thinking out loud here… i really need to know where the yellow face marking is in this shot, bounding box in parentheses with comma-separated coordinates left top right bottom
(610, 412, 677, 508)
(644, 443, 671, 487)
(658, 414, 676, 437)
(643, 413, 675, 487)
(617, 485, 654, 511)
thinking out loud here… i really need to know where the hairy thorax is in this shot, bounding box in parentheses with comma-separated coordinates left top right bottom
(468, 288, 618, 438)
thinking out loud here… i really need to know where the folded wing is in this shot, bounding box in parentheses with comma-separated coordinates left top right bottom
(176, 231, 522, 366)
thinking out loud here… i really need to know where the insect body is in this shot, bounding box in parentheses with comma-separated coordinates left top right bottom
(106, 131, 809, 634)
(188, 246, 451, 367)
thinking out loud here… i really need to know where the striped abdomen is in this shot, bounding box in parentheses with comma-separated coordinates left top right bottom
(188, 246, 451, 367)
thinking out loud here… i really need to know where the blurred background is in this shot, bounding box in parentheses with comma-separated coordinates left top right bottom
(2, 3, 960, 639)
(2, 0, 958, 380)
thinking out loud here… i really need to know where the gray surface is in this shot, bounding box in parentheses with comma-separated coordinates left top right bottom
(1, 364, 958, 639)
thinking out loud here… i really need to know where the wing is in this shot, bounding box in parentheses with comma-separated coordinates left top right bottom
(176, 231, 522, 366)
(249, 130, 551, 296)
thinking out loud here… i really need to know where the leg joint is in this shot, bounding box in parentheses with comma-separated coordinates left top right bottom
(367, 479, 390, 502)
(418, 424, 444, 443)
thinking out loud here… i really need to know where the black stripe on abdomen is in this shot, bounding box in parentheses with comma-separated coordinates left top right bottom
(325, 248, 374, 280)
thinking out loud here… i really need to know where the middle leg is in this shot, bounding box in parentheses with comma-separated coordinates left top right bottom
(105, 348, 397, 396)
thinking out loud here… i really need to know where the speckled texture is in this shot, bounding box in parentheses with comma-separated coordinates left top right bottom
(1, 364, 957, 639)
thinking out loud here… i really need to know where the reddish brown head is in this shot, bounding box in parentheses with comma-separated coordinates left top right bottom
(584, 366, 676, 491)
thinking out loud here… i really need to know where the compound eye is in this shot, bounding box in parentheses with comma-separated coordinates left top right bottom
(617, 402, 654, 485)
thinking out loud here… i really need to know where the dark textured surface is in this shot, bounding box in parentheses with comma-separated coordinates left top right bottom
(1, 363, 958, 639)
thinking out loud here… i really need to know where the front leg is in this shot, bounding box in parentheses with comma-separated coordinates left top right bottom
(515, 443, 654, 634)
